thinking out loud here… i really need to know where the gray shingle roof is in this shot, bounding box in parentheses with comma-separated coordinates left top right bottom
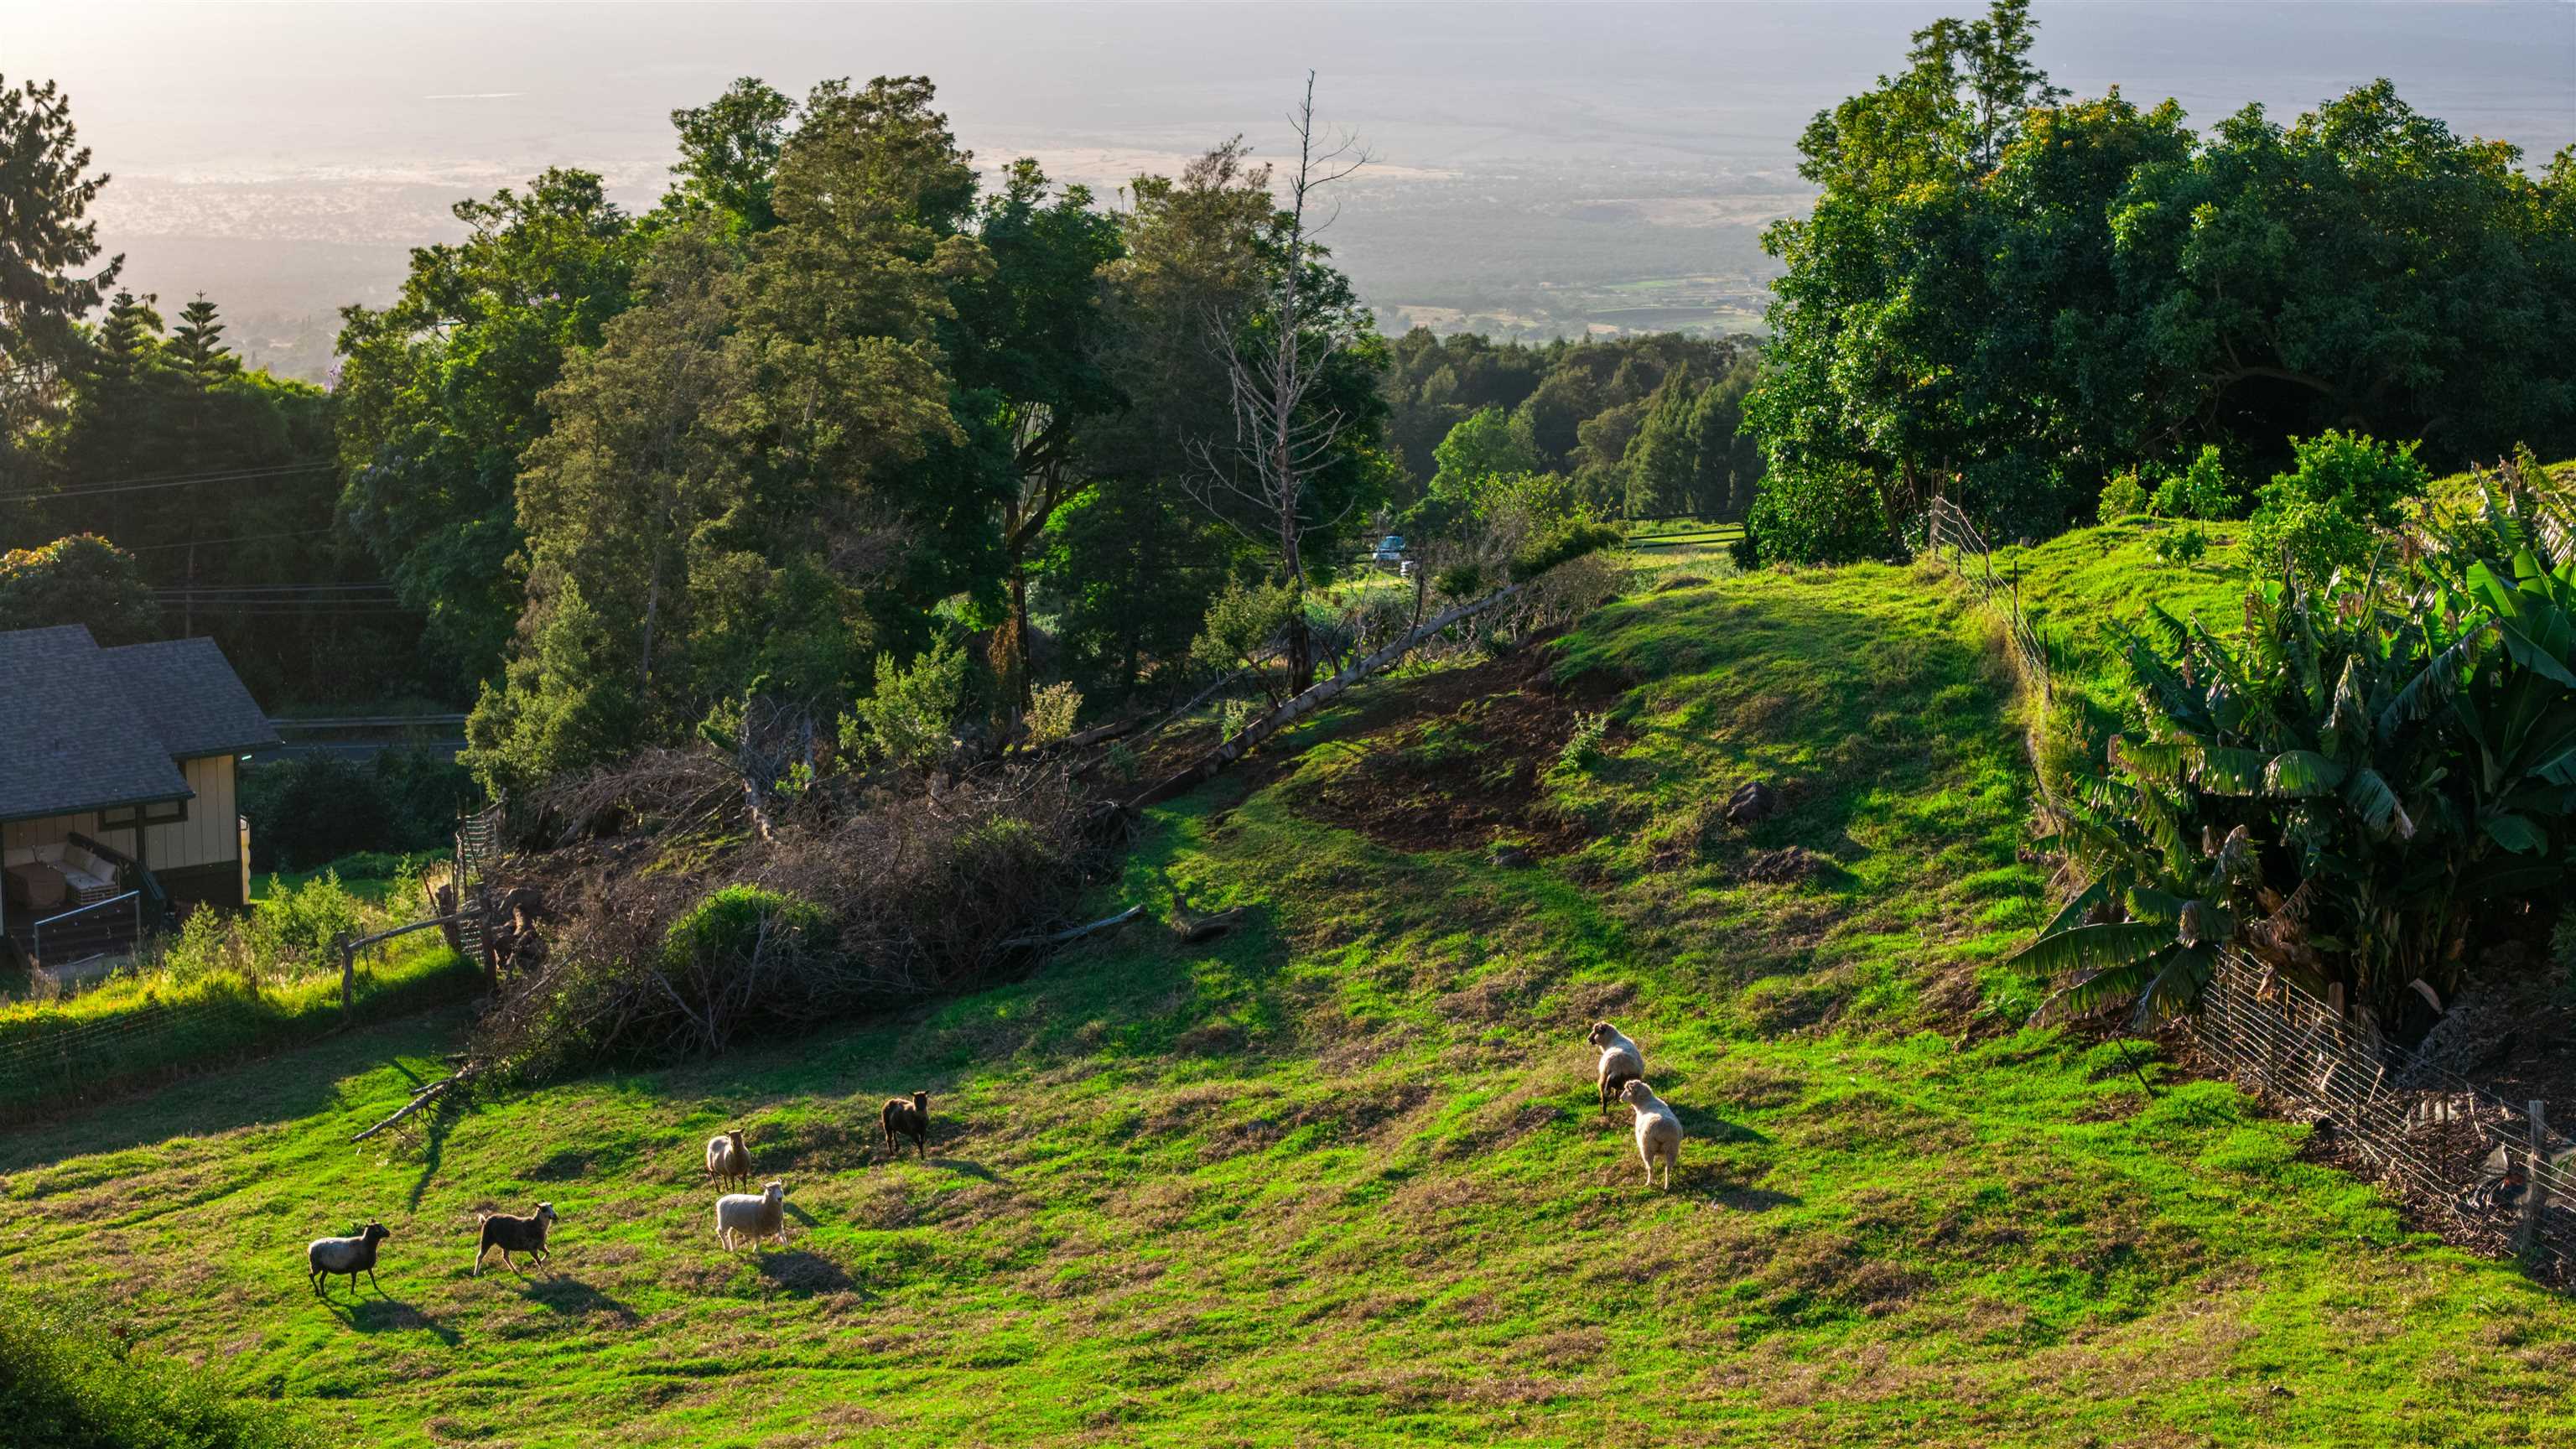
(102, 637, 284, 760)
(0, 625, 279, 823)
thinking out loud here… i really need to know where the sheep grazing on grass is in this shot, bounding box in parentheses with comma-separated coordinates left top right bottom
(716, 1181, 788, 1252)
(472, 1202, 558, 1278)
(881, 1090, 930, 1161)
(1618, 1079, 1683, 1190)
(1588, 1021, 1644, 1119)
(705, 1128, 752, 1192)
(307, 1221, 391, 1296)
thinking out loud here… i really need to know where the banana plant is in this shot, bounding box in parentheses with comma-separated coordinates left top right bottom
(2021, 461, 2576, 1027)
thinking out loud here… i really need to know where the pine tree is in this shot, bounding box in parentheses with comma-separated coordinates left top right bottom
(168, 293, 239, 388)
(89, 290, 164, 392)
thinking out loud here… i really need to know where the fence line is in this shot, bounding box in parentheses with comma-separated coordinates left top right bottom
(2194, 952, 2573, 1276)
(1915, 499, 2570, 1281)
(1919, 497, 2053, 706)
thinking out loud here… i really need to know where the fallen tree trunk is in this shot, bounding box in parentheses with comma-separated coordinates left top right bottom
(351, 1064, 483, 1143)
(995, 904, 1147, 951)
(1125, 582, 1525, 811)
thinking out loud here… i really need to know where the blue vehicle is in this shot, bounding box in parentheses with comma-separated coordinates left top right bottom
(1370, 534, 1408, 566)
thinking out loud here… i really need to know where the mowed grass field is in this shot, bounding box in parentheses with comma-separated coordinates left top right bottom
(3, 560, 2572, 1446)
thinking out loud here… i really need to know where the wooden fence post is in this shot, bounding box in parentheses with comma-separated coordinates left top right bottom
(336, 932, 355, 1013)
(2521, 1100, 2552, 1259)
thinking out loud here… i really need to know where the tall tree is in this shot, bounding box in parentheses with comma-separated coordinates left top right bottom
(1041, 142, 1275, 699)
(467, 223, 752, 792)
(667, 77, 797, 232)
(0, 75, 119, 444)
(949, 158, 1124, 716)
(1188, 75, 1391, 693)
(167, 293, 240, 389)
(334, 168, 643, 683)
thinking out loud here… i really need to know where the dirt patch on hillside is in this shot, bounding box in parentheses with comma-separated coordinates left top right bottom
(1285, 644, 1624, 858)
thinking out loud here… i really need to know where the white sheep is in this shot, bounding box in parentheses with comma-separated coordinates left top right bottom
(1618, 1079, 1682, 1190)
(1588, 1021, 1644, 1119)
(715, 1180, 788, 1251)
(306, 1220, 391, 1296)
(705, 1127, 751, 1192)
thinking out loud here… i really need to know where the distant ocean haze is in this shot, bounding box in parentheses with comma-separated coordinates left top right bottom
(14, 0, 2566, 372)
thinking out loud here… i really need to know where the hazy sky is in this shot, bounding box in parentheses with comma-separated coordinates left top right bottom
(6, 2, 2568, 366)
(12, 2, 2568, 190)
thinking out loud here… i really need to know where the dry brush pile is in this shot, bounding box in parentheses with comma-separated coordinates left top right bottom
(475, 746, 1105, 1078)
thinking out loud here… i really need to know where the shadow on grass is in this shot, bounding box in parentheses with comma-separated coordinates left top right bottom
(327, 1293, 461, 1346)
(928, 1157, 998, 1182)
(404, 1091, 466, 1212)
(0, 1010, 467, 1171)
(753, 1249, 860, 1297)
(522, 1275, 639, 1322)
(1708, 1185, 1801, 1213)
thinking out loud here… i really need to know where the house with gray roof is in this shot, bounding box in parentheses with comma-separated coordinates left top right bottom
(2, 623, 281, 969)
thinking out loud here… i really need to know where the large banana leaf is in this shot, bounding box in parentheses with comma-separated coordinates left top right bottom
(2264, 750, 2345, 797)
(2007, 920, 2172, 979)
(2340, 766, 2416, 840)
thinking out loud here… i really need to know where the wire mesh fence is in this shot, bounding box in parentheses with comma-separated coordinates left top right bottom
(1914, 498, 2571, 1281)
(1920, 497, 2054, 707)
(2194, 951, 2573, 1279)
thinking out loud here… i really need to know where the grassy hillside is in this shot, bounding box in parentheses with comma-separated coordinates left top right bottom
(3, 562, 2572, 1447)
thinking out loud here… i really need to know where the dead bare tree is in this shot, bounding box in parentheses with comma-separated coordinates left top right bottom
(1187, 72, 1372, 693)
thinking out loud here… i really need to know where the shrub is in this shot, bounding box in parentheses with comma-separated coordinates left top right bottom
(1554, 711, 1612, 776)
(1189, 579, 1301, 675)
(662, 886, 827, 979)
(0, 1291, 319, 1448)
(1025, 680, 1083, 747)
(1433, 562, 1487, 600)
(850, 640, 972, 771)
(238, 750, 477, 872)
(2150, 525, 2210, 565)
(1740, 462, 1897, 565)
(2151, 444, 2237, 521)
(2244, 430, 2429, 580)
(250, 872, 367, 969)
(1508, 520, 1622, 582)
(2096, 471, 2150, 524)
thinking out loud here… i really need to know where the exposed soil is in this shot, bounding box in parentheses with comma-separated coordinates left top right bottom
(1284, 641, 1621, 859)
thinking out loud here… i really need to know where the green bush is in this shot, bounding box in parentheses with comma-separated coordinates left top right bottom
(0, 1291, 319, 1448)
(250, 872, 366, 969)
(849, 641, 973, 771)
(2151, 445, 2238, 521)
(662, 886, 828, 978)
(2096, 471, 2151, 524)
(1740, 462, 1897, 565)
(2150, 525, 2210, 565)
(237, 750, 478, 872)
(1508, 520, 1623, 582)
(2243, 430, 2429, 580)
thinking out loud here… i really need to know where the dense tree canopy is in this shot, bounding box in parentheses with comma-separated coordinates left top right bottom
(1384, 330, 1762, 522)
(1743, 0, 2576, 563)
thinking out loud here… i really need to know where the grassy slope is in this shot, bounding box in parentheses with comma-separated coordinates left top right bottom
(4, 564, 2573, 1447)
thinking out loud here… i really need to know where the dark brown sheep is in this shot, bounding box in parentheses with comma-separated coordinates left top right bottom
(472, 1202, 558, 1278)
(881, 1091, 930, 1160)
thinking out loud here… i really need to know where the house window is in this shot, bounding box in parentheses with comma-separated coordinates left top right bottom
(101, 799, 188, 829)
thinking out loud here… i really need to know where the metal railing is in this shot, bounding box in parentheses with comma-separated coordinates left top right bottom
(31, 889, 142, 971)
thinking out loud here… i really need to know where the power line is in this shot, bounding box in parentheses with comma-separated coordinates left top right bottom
(127, 527, 340, 553)
(0, 460, 337, 505)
